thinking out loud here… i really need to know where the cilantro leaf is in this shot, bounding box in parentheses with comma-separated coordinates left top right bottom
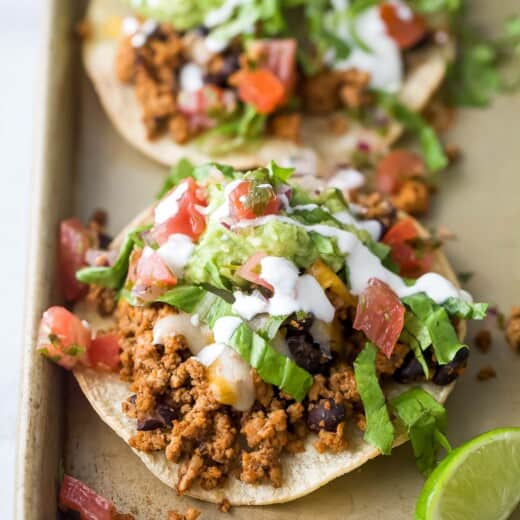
(354, 342, 395, 455)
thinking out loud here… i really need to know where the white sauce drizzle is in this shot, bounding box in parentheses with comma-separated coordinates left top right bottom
(204, 0, 244, 27)
(328, 168, 365, 192)
(232, 290, 268, 321)
(154, 182, 189, 224)
(122, 17, 139, 36)
(179, 63, 204, 93)
(233, 215, 471, 304)
(232, 257, 335, 323)
(157, 234, 194, 278)
(213, 316, 243, 344)
(332, 6, 403, 93)
(152, 314, 208, 354)
(196, 342, 255, 411)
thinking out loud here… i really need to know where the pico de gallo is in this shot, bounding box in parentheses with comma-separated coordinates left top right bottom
(110, 0, 457, 167)
(38, 160, 487, 492)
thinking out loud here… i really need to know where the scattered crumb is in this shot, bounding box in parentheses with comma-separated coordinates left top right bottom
(457, 271, 474, 284)
(477, 366, 497, 381)
(436, 226, 457, 241)
(217, 499, 232, 513)
(168, 507, 201, 520)
(328, 114, 349, 135)
(505, 307, 520, 352)
(445, 144, 461, 163)
(75, 19, 92, 40)
(474, 329, 492, 353)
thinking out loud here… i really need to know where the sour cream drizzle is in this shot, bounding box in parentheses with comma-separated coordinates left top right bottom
(154, 182, 189, 224)
(233, 215, 471, 304)
(332, 4, 403, 93)
(232, 257, 335, 323)
(157, 234, 195, 278)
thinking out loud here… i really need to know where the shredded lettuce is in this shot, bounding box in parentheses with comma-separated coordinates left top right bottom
(354, 342, 395, 455)
(399, 313, 431, 378)
(442, 297, 488, 320)
(228, 322, 313, 401)
(123, 0, 223, 30)
(76, 225, 151, 290)
(376, 92, 448, 173)
(156, 158, 195, 199)
(390, 388, 451, 476)
(155, 285, 208, 313)
(402, 293, 466, 364)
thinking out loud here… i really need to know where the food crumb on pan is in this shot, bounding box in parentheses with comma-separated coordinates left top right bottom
(168, 506, 201, 520)
(444, 144, 461, 163)
(476, 365, 497, 382)
(474, 329, 492, 353)
(217, 498, 232, 513)
(76, 20, 92, 41)
(505, 306, 520, 352)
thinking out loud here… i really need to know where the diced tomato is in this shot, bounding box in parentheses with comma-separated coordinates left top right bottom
(375, 149, 425, 195)
(135, 247, 177, 288)
(88, 333, 120, 372)
(153, 178, 207, 245)
(249, 39, 297, 93)
(59, 219, 93, 303)
(37, 306, 91, 370)
(380, 2, 428, 50)
(177, 84, 225, 116)
(353, 278, 405, 358)
(382, 218, 433, 278)
(232, 68, 286, 115)
(237, 252, 274, 292)
(228, 181, 280, 220)
(59, 474, 115, 520)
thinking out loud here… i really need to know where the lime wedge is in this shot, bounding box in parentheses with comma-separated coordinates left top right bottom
(415, 427, 520, 520)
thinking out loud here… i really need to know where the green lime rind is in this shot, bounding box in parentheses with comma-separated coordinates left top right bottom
(415, 427, 520, 520)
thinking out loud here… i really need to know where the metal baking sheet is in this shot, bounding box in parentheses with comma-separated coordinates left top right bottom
(16, 0, 520, 518)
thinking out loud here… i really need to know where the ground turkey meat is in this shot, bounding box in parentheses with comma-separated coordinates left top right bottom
(506, 307, 520, 352)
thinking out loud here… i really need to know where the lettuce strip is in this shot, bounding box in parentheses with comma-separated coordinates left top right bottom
(402, 293, 467, 365)
(228, 323, 313, 402)
(441, 297, 488, 320)
(354, 342, 395, 455)
(389, 387, 451, 476)
(76, 225, 151, 290)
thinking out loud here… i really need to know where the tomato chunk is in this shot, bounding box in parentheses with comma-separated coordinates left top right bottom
(229, 181, 280, 220)
(237, 252, 274, 292)
(37, 306, 91, 370)
(353, 278, 405, 358)
(380, 2, 428, 50)
(131, 246, 177, 302)
(248, 39, 297, 93)
(382, 218, 433, 278)
(59, 474, 115, 520)
(178, 84, 225, 116)
(153, 178, 207, 245)
(375, 149, 425, 195)
(59, 219, 92, 303)
(232, 68, 286, 114)
(88, 333, 120, 372)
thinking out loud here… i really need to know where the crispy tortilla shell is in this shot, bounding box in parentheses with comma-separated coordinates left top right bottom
(83, 0, 449, 173)
(73, 209, 465, 505)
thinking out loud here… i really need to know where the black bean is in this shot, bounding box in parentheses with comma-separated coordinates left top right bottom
(204, 53, 240, 88)
(307, 399, 346, 432)
(433, 348, 469, 386)
(128, 394, 137, 405)
(287, 333, 331, 374)
(98, 233, 113, 250)
(394, 352, 427, 384)
(137, 417, 165, 431)
(156, 402, 177, 425)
